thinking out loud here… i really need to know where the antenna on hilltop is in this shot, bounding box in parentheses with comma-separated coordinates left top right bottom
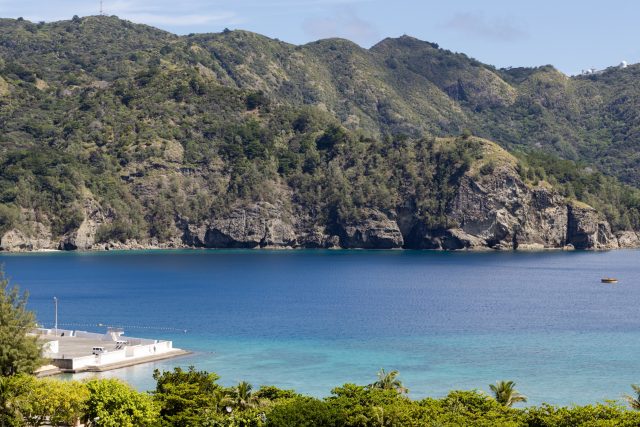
(100, 0, 104, 15)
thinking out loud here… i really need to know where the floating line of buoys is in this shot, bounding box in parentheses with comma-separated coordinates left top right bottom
(41, 321, 188, 333)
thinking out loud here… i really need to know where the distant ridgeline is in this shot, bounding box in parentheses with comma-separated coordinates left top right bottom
(1, 16, 640, 251)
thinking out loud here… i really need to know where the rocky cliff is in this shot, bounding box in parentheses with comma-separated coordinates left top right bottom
(1, 139, 633, 252)
(2, 17, 640, 251)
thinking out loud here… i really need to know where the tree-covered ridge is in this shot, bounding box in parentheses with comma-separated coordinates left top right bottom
(1, 15, 640, 249)
(2, 15, 640, 181)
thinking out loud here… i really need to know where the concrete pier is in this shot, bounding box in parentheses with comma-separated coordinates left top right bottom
(33, 328, 189, 375)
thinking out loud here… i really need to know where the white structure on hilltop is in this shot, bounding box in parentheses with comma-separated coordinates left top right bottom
(581, 61, 629, 76)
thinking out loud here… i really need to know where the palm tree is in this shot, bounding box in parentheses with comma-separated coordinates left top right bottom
(625, 384, 640, 410)
(370, 369, 408, 394)
(230, 381, 263, 411)
(489, 380, 527, 407)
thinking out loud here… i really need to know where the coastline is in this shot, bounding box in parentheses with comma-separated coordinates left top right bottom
(3, 244, 638, 255)
(36, 350, 192, 377)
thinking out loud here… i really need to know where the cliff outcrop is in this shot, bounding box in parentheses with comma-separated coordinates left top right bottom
(0, 141, 628, 252)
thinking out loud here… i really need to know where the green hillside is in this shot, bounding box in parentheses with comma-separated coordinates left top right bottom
(1, 15, 639, 249)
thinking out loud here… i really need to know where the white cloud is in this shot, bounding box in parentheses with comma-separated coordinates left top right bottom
(118, 12, 237, 27)
(444, 11, 528, 42)
(1, 0, 239, 27)
(303, 7, 379, 46)
(267, 0, 371, 5)
(98, 0, 238, 26)
(1, 0, 371, 35)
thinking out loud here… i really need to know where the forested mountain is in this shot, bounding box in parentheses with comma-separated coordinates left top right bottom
(1, 15, 639, 251)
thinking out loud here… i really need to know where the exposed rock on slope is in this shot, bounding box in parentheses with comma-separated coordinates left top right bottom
(0, 227, 51, 251)
(59, 197, 111, 250)
(446, 166, 572, 250)
(403, 140, 620, 250)
(181, 202, 297, 248)
(0, 139, 625, 251)
(338, 209, 404, 249)
(616, 231, 640, 248)
(566, 203, 618, 250)
(0, 210, 52, 251)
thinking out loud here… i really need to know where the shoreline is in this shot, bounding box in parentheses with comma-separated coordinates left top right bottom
(37, 349, 192, 377)
(36, 349, 193, 378)
(2, 245, 638, 255)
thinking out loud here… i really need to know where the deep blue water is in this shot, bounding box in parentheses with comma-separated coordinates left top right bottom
(1, 249, 639, 405)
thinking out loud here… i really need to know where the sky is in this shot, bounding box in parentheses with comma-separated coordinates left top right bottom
(1, 0, 638, 75)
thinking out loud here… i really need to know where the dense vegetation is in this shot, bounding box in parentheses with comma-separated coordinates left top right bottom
(1, 15, 640, 245)
(0, 270, 43, 376)
(2, 368, 640, 426)
(515, 150, 640, 230)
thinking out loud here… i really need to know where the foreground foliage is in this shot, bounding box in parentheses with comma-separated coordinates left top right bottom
(2, 368, 640, 426)
(0, 271, 43, 377)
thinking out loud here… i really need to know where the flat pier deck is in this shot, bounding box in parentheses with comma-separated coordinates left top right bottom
(82, 349, 190, 372)
(35, 328, 189, 375)
(42, 335, 123, 358)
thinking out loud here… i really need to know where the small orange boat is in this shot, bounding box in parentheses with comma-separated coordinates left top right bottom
(601, 278, 619, 284)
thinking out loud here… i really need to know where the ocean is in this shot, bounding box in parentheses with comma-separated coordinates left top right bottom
(1, 249, 638, 405)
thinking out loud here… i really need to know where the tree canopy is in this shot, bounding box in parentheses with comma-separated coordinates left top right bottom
(0, 270, 43, 376)
(0, 369, 639, 426)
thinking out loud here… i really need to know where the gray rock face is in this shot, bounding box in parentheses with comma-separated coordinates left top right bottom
(182, 202, 297, 248)
(178, 164, 627, 251)
(181, 205, 404, 249)
(0, 213, 52, 251)
(296, 228, 340, 249)
(58, 198, 110, 250)
(516, 188, 569, 249)
(566, 204, 618, 249)
(616, 231, 640, 248)
(1, 226, 52, 251)
(441, 168, 572, 249)
(401, 164, 621, 250)
(339, 209, 404, 249)
(448, 171, 519, 248)
(398, 167, 561, 250)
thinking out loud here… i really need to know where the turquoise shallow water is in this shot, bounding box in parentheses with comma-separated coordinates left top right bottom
(1, 249, 639, 405)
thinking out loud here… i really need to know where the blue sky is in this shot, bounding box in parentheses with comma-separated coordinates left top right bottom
(1, 0, 638, 75)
